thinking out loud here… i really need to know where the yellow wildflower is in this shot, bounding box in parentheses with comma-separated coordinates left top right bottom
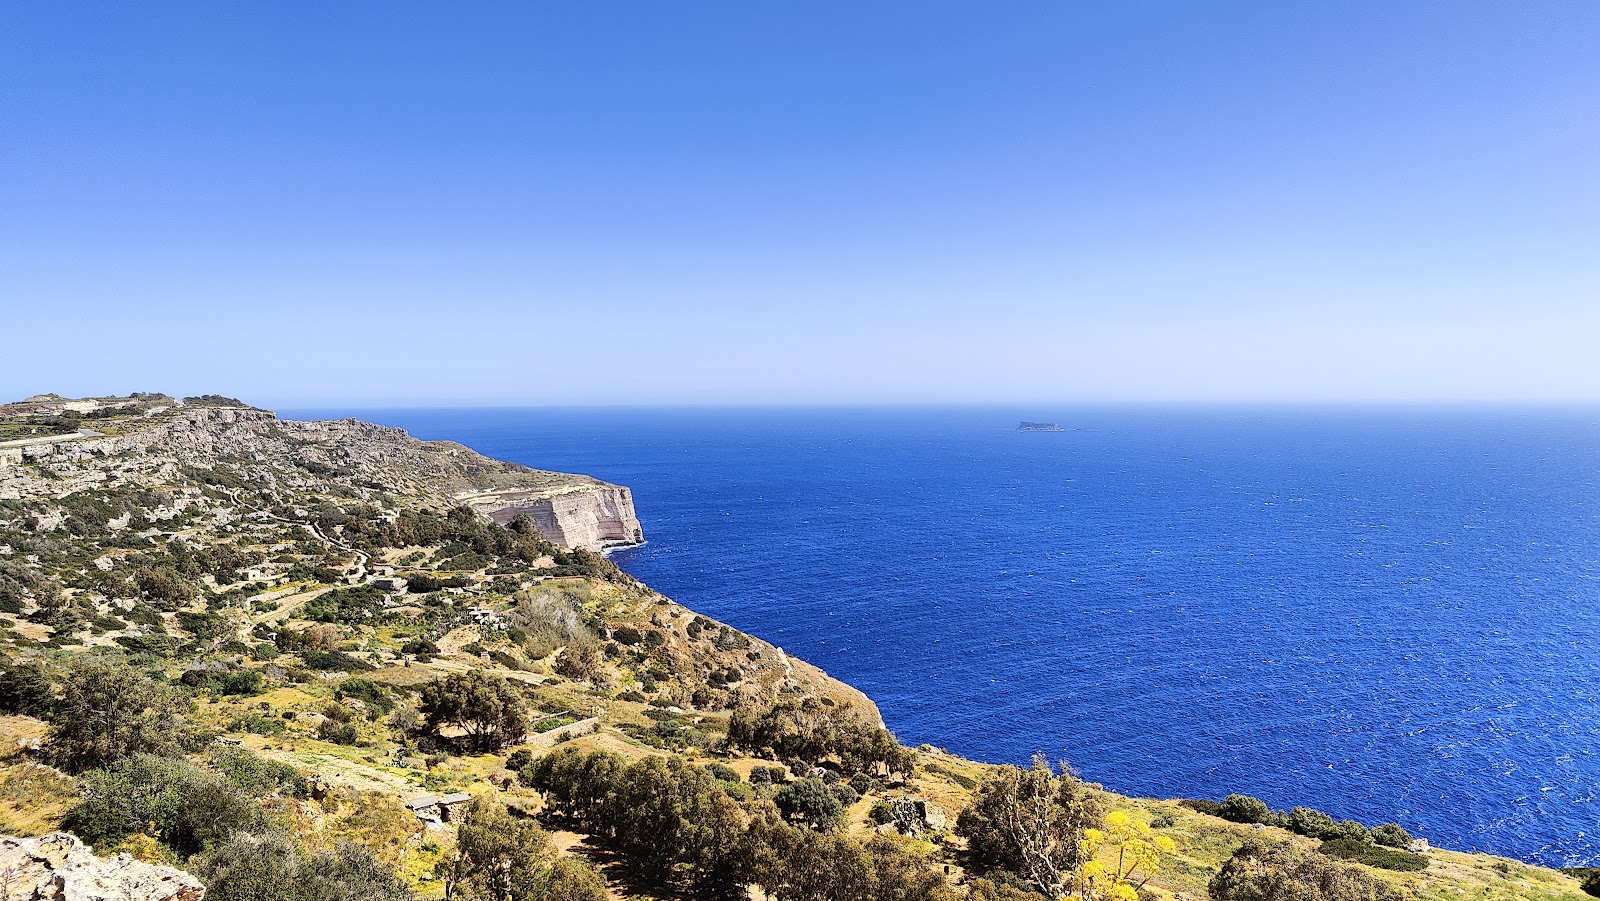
(1106, 810, 1131, 828)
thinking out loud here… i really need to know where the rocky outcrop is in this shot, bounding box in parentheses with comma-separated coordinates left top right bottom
(0, 398, 641, 551)
(464, 483, 643, 551)
(0, 833, 204, 901)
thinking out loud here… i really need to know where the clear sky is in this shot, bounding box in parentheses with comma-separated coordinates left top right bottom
(3, 2, 1597, 406)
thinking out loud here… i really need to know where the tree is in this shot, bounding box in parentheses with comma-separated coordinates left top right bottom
(444, 798, 555, 901)
(542, 859, 607, 901)
(727, 698, 914, 776)
(774, 778, 845, 832)
(133, 565, 197, 609)
(740, 807, 957, 901)
(46, 659, 188, 772)
(419, 672, 528, 752)
(553, 644, 601, 682)
(954, 756, 1104, 897)
(610, 755, 746, 887)
(439, 799, 606, 901)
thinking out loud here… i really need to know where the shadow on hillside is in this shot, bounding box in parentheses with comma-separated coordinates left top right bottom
(563, 833, 710, 900)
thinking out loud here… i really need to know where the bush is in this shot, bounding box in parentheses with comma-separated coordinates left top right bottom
(300, 649, 372, 672)
(66, 754, 265, 856)
(1322, 819, 1373, 844)
(228, 713, 287, 737)
(401, 636, 439, 660)
(419, 671, 529, 752)
(1319, 838, 1429, 871)
(303, 586, 387, 624)
(1371, 822, 1413, 848)
(1219, 794, 1273, 824)
(336, 677, 395, 716)
(319, 720, 361, 745)
(553, 644, 601, 681)
(198, 830, 413, 901)
(749, 765, 786, 785)
(0, 661, 54, 716)
(210, 747, 300, 796)
(1288, 805, 1338, 837)
(215, 668, 266, 696)
(1211, 839, 1405, 901)
(849, 772, 880, 795)
(705, 762, 740, 783)
(46, 659, 189, 773)
(1180, 798, 1223, 817)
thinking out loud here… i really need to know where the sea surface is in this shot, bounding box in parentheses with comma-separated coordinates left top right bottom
(288, 406, 1600, 866)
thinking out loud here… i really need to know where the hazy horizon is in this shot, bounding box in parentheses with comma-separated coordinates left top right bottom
(5, 2, 1598, 406)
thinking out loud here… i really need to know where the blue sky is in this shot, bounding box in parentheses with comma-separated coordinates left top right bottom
(3, 2, 1597, 405)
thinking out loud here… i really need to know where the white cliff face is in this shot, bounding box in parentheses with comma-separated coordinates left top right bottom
(0, 833, 205, 901)
(465, 483, 643, 552)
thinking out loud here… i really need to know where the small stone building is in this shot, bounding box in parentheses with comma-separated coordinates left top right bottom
(406, 791, 473, 824)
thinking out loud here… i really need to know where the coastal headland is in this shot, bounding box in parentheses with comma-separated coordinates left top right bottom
(0, 394, 1590, 901)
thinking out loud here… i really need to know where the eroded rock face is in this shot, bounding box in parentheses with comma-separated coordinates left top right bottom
(0, 833, 204, 901)
(468, 483, 643, 551)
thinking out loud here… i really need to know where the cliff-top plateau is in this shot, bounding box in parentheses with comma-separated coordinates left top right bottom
(0, 394, 1592, 901)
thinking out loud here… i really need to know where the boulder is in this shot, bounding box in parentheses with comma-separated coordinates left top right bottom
(0, 832, 204, 901)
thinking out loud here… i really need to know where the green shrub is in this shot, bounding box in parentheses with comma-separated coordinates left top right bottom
(335, 677, 395, 716)
(66, 754, 264, 856)
(302, 585, 387, 624)
(1322, 819, 1373, 844)
(319, 720, 361, 745)
(749, 765, 786, 785)
(228, 713, 287, 736)
(300, 649, 371, 672)
(1319, 838, 1429, 871)
(1180, 798, 1223, 817)
(0, 661, 55, 717)
(1212, 839, 1405, 900)
(198, 830, 413, 901)
(210, 748, 299, 796)
(46, 659, 189, 773)
(705, 762, 740, 782)
(1288, 805, 1337, 837)
(1219, 794, 1273, 824)
(1371, 822, 1413, 848)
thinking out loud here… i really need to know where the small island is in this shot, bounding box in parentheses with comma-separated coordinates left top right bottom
(1017, 421, 1064, 431)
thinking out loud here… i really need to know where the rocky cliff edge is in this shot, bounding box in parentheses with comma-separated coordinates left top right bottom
(0, 833, 205, 901)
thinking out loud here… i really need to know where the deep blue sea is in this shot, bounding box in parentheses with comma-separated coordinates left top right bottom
(288, 406, 1600, 865)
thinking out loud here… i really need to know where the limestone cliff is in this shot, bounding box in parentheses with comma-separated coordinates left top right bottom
(462, 482, 642, 551)
(0, 395, 641, 552)
(0, 833, 205, 901)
